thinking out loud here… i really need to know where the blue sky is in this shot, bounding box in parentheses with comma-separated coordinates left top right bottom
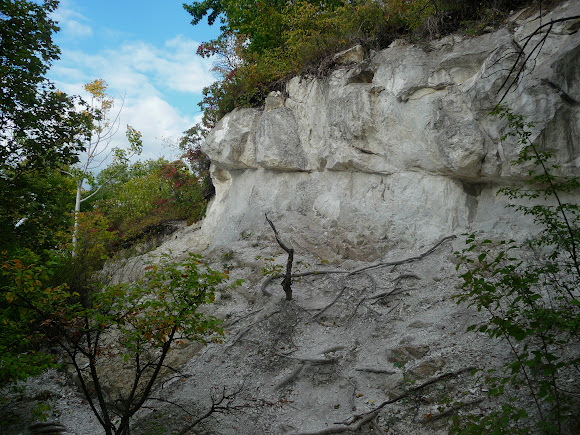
(48, 0, 221, 164)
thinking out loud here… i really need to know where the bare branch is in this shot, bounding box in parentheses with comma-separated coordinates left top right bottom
(265, 214, 295, 300)
(177, 385, 245, 435)
(498, 15, 580, 102)
(337, 366, 477, 428)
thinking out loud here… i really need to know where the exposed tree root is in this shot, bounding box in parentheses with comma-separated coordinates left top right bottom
(311, 237, 455, 319)
(275, 363, 306, 390)
(354, 367, 396, 375)
(295, 411, 380, 435)
(275, 343, 346, 390)
(227, 310, 281, 347)
(421, 398, 485, 424)
(337, 366, 477, 427)
(261, 236, 456, 298)
(313, 275, 350, 320)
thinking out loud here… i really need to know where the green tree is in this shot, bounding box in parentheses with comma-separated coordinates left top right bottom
(0, 0, 90, 254)
(0, 168, 76, 253)
(0, 250, 64, 387)
(1, 249, 239, 434)
(60, 79, 142, 256)
(178, 123, 214, 199)
(183, 0, 225, 27)
(0, 0, 88, 174)
(90, 157, 207, 248)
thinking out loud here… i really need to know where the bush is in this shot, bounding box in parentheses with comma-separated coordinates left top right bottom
(89, 158, 207, 250)
(0, 250, 69, 386)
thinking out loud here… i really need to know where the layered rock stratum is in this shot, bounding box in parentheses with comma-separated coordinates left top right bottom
(198, 1, 580, 262)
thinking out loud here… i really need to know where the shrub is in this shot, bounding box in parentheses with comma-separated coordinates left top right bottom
(453, 106, 580, 433)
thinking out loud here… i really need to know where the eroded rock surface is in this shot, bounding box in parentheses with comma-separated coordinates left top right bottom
(200, 1, 580, 261)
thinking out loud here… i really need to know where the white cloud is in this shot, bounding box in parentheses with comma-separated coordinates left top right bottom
(111, 38, 215, 94)
(52, 1, 93, 39)
(49, 35, 215, 168)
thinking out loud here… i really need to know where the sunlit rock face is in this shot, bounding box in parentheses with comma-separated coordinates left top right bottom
(201, 2, 580, 261)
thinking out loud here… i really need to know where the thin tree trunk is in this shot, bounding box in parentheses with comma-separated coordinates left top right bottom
(72, 178, 83, 257)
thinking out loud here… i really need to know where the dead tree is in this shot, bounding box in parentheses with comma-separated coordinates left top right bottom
(265, 214, 294, 300)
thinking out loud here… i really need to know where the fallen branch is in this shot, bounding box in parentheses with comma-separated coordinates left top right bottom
(422, 398, 485, 424)
(338, 366, 477, 426)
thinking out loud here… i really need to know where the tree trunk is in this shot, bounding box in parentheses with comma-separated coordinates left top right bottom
(72, 178, 83, 257)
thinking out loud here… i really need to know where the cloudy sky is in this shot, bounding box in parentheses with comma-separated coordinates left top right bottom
(48, 0, 220, 166)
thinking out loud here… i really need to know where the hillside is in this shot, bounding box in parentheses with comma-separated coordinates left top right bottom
(7, 2, 580, 434)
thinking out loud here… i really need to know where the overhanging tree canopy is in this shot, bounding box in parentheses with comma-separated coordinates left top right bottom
(0, 0, 90, 252)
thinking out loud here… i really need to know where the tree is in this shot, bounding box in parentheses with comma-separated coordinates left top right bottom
(0, 0, 88, 173)
(1, 247, 241, 434)
(7, 252, 233, 434)
(0, 0, 90, 254)
(177, 123, 214, 199)
(183, 0, 225, 27)
(62, 79, 142, 255)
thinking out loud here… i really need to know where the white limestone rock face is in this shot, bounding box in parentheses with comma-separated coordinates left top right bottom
(201, 2, 580, 258)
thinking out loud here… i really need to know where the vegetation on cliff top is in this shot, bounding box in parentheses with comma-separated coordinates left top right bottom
(185, 0, 547, 128)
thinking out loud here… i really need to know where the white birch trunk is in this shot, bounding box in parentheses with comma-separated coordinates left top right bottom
(72, 178, 83, 257)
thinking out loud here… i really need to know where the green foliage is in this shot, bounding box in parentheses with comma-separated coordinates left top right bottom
(186, 0, 536, 127)
(0, 0, 89, 254)
(177, 123, 214, 201)
(0, 0, 89, 174)
(0, 250, 70, 386)
(0, 168, 76, 252)
(90, 158, 207, 248)
(55, 253, 231, 435)
(453, 106, 580, 433)
(256, 254, 285, 277)
(183, 0, 225, 27)
(56, 211, 117, 298)
(1, 249, 237, 435)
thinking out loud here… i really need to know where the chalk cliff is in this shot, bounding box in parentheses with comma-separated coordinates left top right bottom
(199, 1, 580, 261)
